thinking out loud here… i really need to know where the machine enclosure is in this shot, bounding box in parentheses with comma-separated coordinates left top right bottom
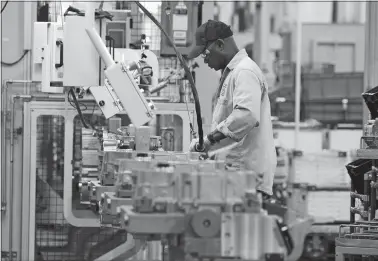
(63, 15, 104, 87)
(32, 22, 64, 93)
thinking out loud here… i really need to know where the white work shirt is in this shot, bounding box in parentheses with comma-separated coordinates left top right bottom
(210, 49, 277, 195)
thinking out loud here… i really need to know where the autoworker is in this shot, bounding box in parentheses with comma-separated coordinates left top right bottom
(188, 20, 277, 198)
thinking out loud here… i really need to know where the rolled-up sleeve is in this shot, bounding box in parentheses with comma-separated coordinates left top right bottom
(216, 69, 261, 142)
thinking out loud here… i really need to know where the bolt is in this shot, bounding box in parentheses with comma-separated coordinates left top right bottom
(203, 219, 211, 227)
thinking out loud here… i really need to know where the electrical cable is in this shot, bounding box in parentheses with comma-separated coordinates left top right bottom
(134, 1, 205, 150)
(68, 89, 103, 133)
(1, 50, 29, 66)
(68, 91, 88, 111)
(69, 88, 90, 129)
(1, 1, 8, 13)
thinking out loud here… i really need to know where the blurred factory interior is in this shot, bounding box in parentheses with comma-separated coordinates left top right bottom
(1, 1, 378, 261)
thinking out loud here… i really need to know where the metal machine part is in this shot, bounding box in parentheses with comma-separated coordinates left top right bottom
(17, 99, 311, 261)
(77, 123, 165, 209)
(94, 156, 313, 261)
(88, 180, 116, 206)
(32, 22, 64, 93)
(160, 127, 175, 151)
(114, 171, 134, 198)
(24, 101, 191, 230)
(86, 27, 154, 125)
(336, 86, 378, 259)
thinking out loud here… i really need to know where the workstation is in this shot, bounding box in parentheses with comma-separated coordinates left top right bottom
(1, 1, 378, 261)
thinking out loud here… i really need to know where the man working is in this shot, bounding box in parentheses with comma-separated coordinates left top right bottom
(188, 20, 277, 197)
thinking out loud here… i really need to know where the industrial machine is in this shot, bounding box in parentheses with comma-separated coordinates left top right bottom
(337, 85, 378, 260)
(1, 2, 315, 261)
(94, 148, 313, 261)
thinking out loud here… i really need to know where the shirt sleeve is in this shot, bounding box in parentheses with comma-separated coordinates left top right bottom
(215, 69, 262, 142)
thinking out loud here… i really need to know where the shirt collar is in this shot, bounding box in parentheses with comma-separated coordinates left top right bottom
(225, 49, 248, 70)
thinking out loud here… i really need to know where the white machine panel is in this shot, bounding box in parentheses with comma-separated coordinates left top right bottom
(63, 16, 100, 87)
(105, 62, 154, 126)
(32, 22, 64, 93)
(89, 85, 122, 118)
(32, 23, 48, 67)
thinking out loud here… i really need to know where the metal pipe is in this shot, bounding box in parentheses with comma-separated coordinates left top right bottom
(9, 97, 16, 261)
(294, 2, 302, 151)
(1, 80, 36, 212)
(1, 81, 8, 210)
(350, 182, 355, 233)
(371, 165, 377, 220)
(149, 81, 169, 94)
(86, 27, 115, 68)
(364, 173, 370, 221)
(9, 94, 32, 261)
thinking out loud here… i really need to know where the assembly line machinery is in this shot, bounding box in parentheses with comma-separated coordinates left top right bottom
(334, 2, 378, 260)
(69, 117, 312, 261)
(337, 86, 378, 260)
(7, 1, 378, 260)
(1, 2, 315, 260)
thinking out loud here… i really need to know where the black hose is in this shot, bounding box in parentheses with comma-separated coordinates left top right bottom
(69, 88, 90, 129)
(134, 1, 205, 150)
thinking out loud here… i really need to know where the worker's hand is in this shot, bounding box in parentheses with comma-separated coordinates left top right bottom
(189, 136, 212, 153)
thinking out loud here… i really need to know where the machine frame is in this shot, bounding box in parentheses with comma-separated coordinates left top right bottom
(21, 100, 195, 260)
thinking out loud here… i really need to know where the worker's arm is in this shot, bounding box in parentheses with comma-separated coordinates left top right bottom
(212, 69, 262, 142)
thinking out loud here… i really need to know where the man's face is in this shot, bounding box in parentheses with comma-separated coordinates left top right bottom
(201, 40, 225, 71)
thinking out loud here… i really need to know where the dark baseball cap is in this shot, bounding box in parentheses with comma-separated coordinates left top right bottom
(188, 20, 233, 59)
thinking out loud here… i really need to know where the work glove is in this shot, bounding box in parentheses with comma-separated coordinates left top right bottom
(189, 136, 212, 153)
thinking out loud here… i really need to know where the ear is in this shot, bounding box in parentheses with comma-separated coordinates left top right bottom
(216, 39, 225, 51)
